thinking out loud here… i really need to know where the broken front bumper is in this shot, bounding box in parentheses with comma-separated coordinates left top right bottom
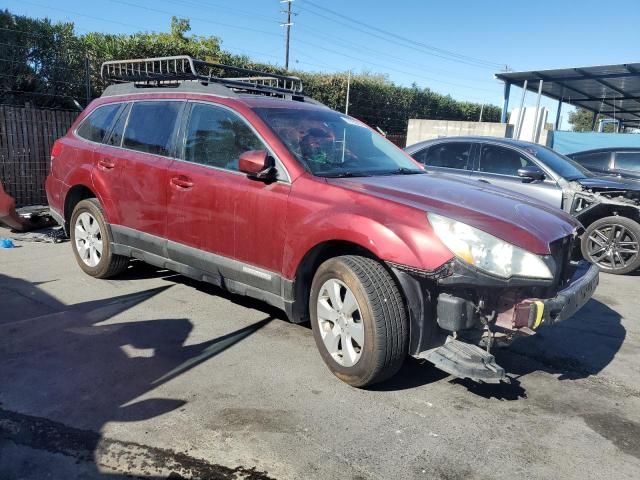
(534, 262, 599, 326)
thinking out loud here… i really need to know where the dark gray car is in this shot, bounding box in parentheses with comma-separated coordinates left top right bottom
(406, 136, 640, 274)
(568, 147, 640, 180)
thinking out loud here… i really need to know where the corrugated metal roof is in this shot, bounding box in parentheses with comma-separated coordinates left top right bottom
(495, 63, 640, 125)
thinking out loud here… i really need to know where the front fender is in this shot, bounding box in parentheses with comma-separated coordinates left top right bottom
(282, 207, 453, 279)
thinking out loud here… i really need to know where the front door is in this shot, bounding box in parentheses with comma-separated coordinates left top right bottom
(472, 143, 563, 208)
(166, 102, 290, 284)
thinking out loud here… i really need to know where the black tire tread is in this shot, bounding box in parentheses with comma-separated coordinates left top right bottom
(340, 255, 408, 385)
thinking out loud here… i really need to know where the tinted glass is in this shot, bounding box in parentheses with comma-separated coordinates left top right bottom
(417, 143, 472, 170)
(253, 107, 422, 177)
(123, 101, 181, 156)
(572, 151, 610, 170)
(76, 104, 121, 143)
(479, 144, 535, 176)
(105, 103, 131, 147)
(615, 152, 640, 172)
(523, 144, 591, 180)
(184, 103, 264, 171)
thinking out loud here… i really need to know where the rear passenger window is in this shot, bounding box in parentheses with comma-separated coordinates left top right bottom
(183, 103, 265, 171)
(123, 101, 182, 156)
(572, 151, 610, 170)
(479, 145, 535, 176)
(76, 104, 121, 143)
(414, 142, 473, 170)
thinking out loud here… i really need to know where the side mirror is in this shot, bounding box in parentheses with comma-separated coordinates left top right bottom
(239, 150, 277, 182)
(517, 166, 545, 182)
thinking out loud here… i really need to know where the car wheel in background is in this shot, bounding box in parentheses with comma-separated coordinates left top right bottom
(309, 255, 408, 387)
(581, 216, 640, 275)
(70, 198, 129, 278)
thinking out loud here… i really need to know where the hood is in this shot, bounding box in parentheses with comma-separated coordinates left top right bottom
(577, 176, 640, 192)
(329, 173, 580, 255)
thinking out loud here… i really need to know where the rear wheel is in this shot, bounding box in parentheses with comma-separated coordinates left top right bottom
(309, 255, 408, 387)
(581, 216, 640, 274)
(70, 199, 129, 278)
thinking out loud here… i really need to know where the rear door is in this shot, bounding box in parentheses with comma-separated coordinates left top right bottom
(411, 141, 474, 179)
(107, 100, 183, 252)
(472, 143, 563, 208)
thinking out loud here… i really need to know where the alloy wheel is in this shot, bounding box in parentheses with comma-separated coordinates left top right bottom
(587, 223, 639, 271)
(74, 212, 103, 267)
(316, 278, 364, 367)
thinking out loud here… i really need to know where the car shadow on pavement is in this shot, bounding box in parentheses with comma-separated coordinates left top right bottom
(0, 273, 274, 479)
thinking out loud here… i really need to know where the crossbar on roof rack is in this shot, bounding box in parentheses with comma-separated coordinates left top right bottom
(100, 55, 304, 97)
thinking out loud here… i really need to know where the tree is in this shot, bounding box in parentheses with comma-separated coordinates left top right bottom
(568, 107, 615, 132)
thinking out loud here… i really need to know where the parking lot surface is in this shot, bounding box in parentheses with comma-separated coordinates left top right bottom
(1, 239, 639, 479)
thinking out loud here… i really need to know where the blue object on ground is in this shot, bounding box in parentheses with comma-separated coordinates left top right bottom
(1, 238, 15, 248)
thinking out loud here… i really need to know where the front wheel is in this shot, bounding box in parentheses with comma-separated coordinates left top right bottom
(581, 216, 640, 274)
(309, 255, 408, 387)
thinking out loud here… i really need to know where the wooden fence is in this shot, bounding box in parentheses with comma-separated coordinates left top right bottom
(0, 105, 78, 207)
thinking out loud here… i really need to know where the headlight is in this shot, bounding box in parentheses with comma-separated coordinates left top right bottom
(427, 213, 553, 279)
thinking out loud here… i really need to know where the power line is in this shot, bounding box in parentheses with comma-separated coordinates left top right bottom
(292, 36, 498, 94)
(293, 23, 498, 86)
(298, 1, 505, 70)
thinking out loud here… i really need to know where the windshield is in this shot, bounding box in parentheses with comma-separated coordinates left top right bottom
(253, 107, 423, 177)
(524, 144, 592, 181)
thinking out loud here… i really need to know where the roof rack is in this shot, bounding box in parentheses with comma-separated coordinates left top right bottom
(100, 55, 304, 99)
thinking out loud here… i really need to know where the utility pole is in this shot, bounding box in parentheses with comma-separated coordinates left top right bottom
(345, 70, 351, 115)
(280, 0, 294, 70)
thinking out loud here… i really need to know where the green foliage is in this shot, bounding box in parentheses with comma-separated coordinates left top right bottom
(568, 107, 616, 133)
(1, 9, 501, 132)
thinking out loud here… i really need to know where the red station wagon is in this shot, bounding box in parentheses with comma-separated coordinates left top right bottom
(46, 57, 599, 386)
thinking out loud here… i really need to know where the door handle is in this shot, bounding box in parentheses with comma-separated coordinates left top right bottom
(98, 158, 115, 170)
(171, 175, 194, 189)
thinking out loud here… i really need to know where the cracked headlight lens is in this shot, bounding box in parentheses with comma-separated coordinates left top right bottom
(427, 213, 553, 279)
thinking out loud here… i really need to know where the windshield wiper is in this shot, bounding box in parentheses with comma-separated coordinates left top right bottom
(377, 167, 426, 176)
(319, 171, 372, 178)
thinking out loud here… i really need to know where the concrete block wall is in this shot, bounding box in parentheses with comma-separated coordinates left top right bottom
(406, 119, 514, 147)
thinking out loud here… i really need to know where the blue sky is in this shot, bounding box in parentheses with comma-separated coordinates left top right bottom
(8, 0, 640, 128)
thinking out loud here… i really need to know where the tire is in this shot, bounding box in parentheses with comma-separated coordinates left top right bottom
(309, 255, 408, 387)
(69, 198, 129, 279)
(581, 216, 640, 275)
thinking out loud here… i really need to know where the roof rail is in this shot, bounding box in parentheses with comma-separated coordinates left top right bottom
(100, 55, 304, 99)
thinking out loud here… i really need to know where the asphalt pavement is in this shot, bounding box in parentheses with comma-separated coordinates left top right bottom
(1, 238, 639, 479)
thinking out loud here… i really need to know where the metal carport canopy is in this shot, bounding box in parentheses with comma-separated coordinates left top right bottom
(495, 63, 640, 129)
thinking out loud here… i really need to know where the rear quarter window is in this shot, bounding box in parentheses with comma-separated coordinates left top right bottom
(76, 104, 121, 143)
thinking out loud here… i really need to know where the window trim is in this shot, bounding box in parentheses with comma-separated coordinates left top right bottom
(172, 99, 292, 184)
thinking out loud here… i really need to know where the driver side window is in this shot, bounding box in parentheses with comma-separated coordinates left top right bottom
(183, 103, 265, 171)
